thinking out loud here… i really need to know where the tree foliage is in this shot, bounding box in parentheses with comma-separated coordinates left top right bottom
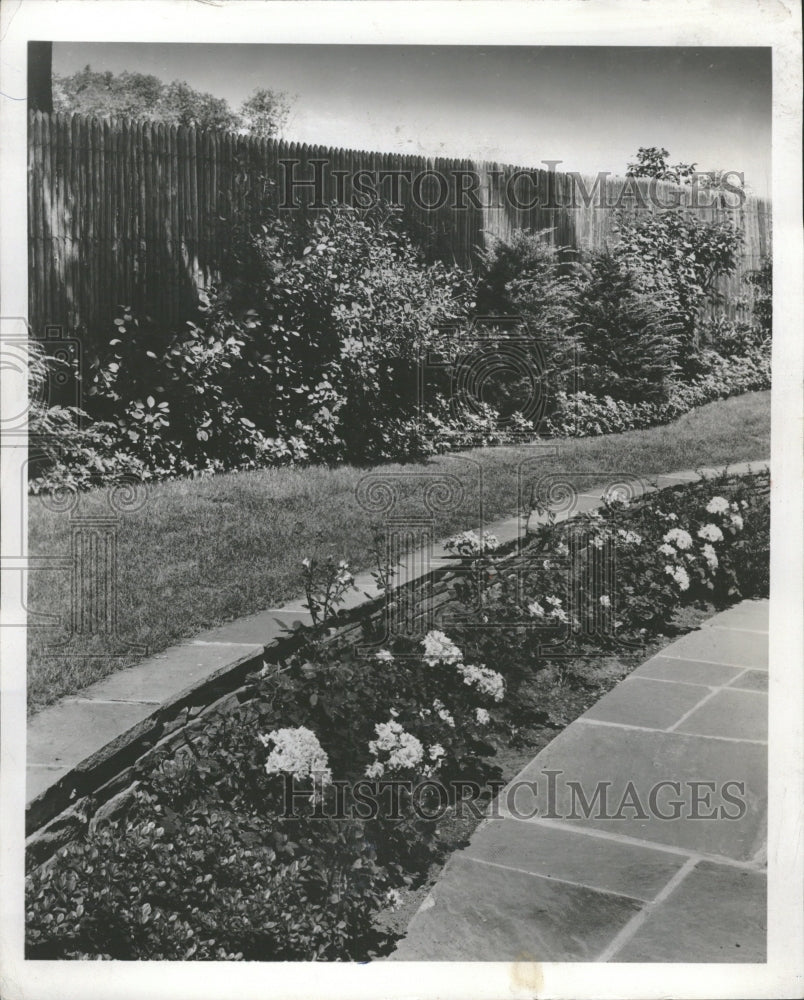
(53, 65, 292, 135)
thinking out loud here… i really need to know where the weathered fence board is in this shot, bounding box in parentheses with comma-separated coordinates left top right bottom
(28, 111, 771, 346)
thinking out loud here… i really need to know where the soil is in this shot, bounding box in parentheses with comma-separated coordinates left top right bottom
(374, 601, 716, 944)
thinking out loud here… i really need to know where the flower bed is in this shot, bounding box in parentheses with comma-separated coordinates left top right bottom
(26, 469, 769, 961)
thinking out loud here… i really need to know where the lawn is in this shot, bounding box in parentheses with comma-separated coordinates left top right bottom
(27, 390, 770, 712)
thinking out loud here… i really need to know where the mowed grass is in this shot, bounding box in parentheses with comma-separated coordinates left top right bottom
(27, 390, 770, 712)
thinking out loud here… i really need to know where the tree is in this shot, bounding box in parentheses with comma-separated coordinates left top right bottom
(52, 67, 292, 136)
(626, 146, 697, 184)
(238, 88, 291, 138)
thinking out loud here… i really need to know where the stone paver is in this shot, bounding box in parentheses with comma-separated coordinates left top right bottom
(582, 676, 706, 729)
(632, 654, 746, 688)
(26, 642, 264, 803)
(612, 861, 767, 962)
(660, 627, 768, 670)
(728, 669, 769, 692)
(389, 855, 641, 962)
(389, 599, 768, 961)
(27, 700, 156, 770)
(675, 688, 768, 742)
(462, 818, 687, 901)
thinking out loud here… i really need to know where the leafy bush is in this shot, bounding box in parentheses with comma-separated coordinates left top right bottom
(542, 342, 770, 437)
(611, 208, 743, 352)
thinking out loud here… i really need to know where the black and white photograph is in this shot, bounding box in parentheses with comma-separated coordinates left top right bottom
(0, 2, 801, 998)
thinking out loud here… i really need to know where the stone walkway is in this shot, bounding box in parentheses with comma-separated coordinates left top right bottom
(27, 460, 768, 811)
(389, 598, 768, 962)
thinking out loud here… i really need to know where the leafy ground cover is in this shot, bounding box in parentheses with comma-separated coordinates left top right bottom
(27, 468, 769, 960)
(27, 391, 769, 712)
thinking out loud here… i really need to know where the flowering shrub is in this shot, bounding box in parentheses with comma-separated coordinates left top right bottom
(444, 530, 500, 557)
(260, 726, 332, 784)
(449, 470, 768, 668)
(300, 554, 356, 627)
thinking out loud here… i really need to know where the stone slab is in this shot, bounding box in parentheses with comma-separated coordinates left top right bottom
(728, 669, 768, 693)
(582, 677, 707, 730)
(499, 724, 767, 862)
(389, 854, 641, 961)
(702, 600, 769, 633)
(28, 700, 157, 769)
(675, 688, 768, 743)
(27, 766, 71, 801)
(660, 627, 768, 671)
(192, 610, 305, 645)
(462, 817, 686, 901)
(613, 861, 766, 962)
(631, 655, 746, 688)
(64, 642, 264, 705)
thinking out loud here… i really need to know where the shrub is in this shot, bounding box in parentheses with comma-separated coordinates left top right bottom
(611, 208, 744, 351)
(542, 342, 770, 437)
(569, 251, 683, 403)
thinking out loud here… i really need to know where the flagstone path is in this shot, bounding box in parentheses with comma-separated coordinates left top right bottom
(388, 598, 769, 963)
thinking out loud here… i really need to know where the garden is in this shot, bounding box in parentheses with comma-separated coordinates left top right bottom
(26, 170, 773, 960)
(26, 466, 770, 959)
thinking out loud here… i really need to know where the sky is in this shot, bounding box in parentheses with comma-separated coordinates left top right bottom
(53, 44, 772, 197)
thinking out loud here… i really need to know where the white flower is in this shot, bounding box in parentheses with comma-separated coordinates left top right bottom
(599, 595, 611, 608)
(458, 663, 505, 702)
(664, 564, 690, 591)
(658, 543, 676, 556)
(369, 720, 424, 773)
(429, 743, 446, 762)
(422, 630, 463, 666)
(375, 649, 394, 663)
(365, 760, 385, 779)
(663, 528, 693, 550)
(665, 512, 678, 522)
(433, 699, 455, 728)
(702, 543, 719, 571)
(545, 595, 562, 607)
(444, 530, 500, 556)
(262, 727, 331, 783)
(301, 557, 311, 569)
(551, 607, 570, 624)
(730, 513, 744, 531)
(617, 529, 643, 546)
(706, 496, 730, 515)
(589, 535, 605, 549)
(527, 600, 545, 618)
(475, 707, 490, 725)
(697, 523, 724, 543)
(385, 888, 403, 911)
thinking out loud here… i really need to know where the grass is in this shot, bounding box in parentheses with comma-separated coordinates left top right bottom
(27, 390, 770, 712)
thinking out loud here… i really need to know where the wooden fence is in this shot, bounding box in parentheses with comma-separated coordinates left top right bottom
(28, 111, 771, 346)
